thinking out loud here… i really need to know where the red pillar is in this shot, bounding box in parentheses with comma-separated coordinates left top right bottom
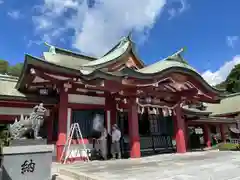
(47, 109, 53, 143)
(56, 87, 68, 162)
(219, 124, 226, 142)
(174, 104, 186, 153)
(128, 98, 140, 158)
(185, 122, 189, 150)
(203, 124, 211, 148)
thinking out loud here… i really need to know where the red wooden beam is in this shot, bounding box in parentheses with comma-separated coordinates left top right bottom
(71, 83, 108, 92)
(122, 78, 171, 87)
(68, 89, 106, 97)
(31, 65, 78, 79)
(104, 80, 125, 92)
(194, 94, 220, 103)
(0, 115, 18, 122)
(31, 81, 54, 86)
(187, 75, 218, 97)
(68, 103, 104, 110)
(0, 101, 56, 108)
(33, 69, 62, 83)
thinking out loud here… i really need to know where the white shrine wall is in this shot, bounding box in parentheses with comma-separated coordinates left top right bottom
(68, 94, 105, 105)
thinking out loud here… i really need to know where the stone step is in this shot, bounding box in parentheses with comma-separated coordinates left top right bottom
(59, 168, 101, 180)
(56, 174, 75, 180)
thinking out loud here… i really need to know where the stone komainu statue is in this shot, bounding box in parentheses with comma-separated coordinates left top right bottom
(9, 103, 47, 139)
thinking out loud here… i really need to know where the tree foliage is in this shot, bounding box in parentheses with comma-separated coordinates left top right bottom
(0, 59, 9, 74)
(214, 81, 227, 90)
(0, 59, 23, 77)
(7, 63, 23, 77)
(215, 64, 240, 93)
(225, 64, 240, 93)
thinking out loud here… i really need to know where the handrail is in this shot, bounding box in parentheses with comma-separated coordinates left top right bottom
(230, 138, 240, 144)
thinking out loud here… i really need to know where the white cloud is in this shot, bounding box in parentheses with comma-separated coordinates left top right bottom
(33, 0, 167, 56)
(226, 36, 239, 48)
(168, 0, 189, 20)
(7, 10, 22, 19)
(0, 0, 4, 5)
(202, 55, 240, 85)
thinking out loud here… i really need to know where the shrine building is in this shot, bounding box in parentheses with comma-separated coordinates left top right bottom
(0, 35, 238, 162)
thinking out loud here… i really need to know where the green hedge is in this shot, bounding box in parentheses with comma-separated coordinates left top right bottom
(216, 143, 240, 151)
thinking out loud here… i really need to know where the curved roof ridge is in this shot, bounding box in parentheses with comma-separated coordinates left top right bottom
(44, 42, 97, 60)
(102, 32, 145, 68)
(138, 48, 196, 73)
(102, 36, 130, 57)
(80, 38, 131, 68)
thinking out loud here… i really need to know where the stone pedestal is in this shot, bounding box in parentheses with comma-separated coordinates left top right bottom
(10, 139, 47, 146)
(1, 144, 54, 180)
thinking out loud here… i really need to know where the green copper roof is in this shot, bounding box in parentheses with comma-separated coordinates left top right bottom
(206, 93, 240, 116)
(45, 42, 96, 60)
(81, 37, 131, 68)
(138, 49, 196, 74)
(43, 51, 91, 71)
(193, 116, 236, 123)
(0, 75, 56, 103)
(16, 54, 124, 90)
(44, 36, 144, 71)
(183, 93, 240, 116)
(182, 106, 212, 116)
(117, 49, 224, 95)
(0, 75, 24, 97)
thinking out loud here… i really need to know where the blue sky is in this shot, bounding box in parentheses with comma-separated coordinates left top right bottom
(0, 0, 240, 85)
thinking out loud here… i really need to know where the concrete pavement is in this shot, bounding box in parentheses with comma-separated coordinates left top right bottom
(53, 151, 240, 180)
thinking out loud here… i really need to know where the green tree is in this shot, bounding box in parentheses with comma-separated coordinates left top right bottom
(215, 81, 227, 90)
(7, 63, 23, 77)
(225, 64, 240, 93)
(0, 59, 9, 74)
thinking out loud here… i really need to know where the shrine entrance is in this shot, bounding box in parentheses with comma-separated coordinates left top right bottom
(117, 110, 175, 158)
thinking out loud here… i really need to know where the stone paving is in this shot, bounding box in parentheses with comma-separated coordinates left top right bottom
(53, 151, 240, 180)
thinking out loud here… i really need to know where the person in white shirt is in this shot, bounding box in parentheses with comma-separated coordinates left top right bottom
(111, 124, 121, 159)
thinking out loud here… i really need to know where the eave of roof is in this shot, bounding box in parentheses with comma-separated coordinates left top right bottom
(0, 94, 57, 104)
(205, 93, 240, 116)
(0, 75, 57, 103)
(16, 54, 125, 90)
(17, 49, 225, 99)
(193, 116, 236, 123)
(117, 50, 225, 96)
(182, 106, 212, 116)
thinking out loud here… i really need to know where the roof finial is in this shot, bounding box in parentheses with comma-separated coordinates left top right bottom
(127, 30, 133, 41)
(172, 48, 184, 57)
(44, 42, 56, 54)
(44, 42, 50, 47)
